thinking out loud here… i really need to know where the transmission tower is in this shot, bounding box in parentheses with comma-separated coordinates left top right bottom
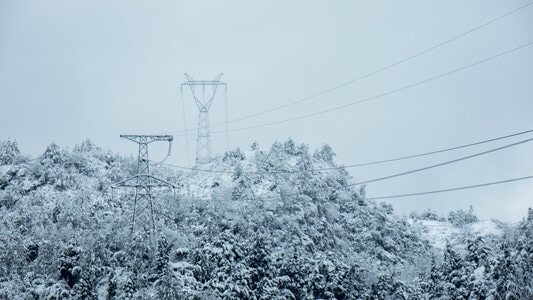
(114, 135, 175, 242)
(181, 73, 227, 165)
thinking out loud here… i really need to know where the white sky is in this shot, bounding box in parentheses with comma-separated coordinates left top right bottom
(1, 1, 532, 222)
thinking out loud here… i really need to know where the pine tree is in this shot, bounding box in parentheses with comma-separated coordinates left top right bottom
(72, 277, 95, 300)
(313, 144, 335, 164)
(491, 243, 520, 299)
(463, 236, 490, 299)
(0, 139, 20, 165)
(121, 272, 136, 300)
(42, 142, 62, 165)
(448, 206, 478, 227)
(248, 235, 271, 293)
(107, 272, 117, 300)
(154, 237, 179, 299)
(339, 263, 370, 299)
(58, 242, 81, 288)
(435, 242, 469, 298)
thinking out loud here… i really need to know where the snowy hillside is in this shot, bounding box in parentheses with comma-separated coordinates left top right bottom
(414, 219, 506, 251)
(0, 138, 532, 299)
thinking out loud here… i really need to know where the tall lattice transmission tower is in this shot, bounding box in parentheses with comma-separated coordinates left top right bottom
(114, 135, 175, 243)
(181, 73, 227, 165)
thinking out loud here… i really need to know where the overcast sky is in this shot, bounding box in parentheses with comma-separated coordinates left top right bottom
(1, 1, 532, 222)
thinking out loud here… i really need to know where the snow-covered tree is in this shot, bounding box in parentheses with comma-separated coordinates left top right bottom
(448, 205, 478, 227)
(2, 138, 528, 298)
(154, 237, 179, 299)
(0, 139, 20, 165)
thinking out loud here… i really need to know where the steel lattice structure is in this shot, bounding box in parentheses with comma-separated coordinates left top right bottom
(115, 135, 175, 242)
(181, 73, 226, 165)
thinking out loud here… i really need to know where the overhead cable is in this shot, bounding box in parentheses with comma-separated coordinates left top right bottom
(366, 175, 533, 200)
(166, 40, 533, 137)
(351, 137, 533, 186)
(212, 2, 533, 127)
(208, 41, 533, 135)
(165, 2, 533, 135)
(155, 175, 533, 203)
(160, 129, 533, 174)
(343, 129, 533, 168)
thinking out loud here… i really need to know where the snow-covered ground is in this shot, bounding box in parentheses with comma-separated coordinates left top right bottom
(410, 219, 505, 251)
(469, 219, 505, 237)
(416, 220, 461, 250)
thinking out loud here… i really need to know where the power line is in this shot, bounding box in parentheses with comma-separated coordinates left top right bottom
(366, 175, 533, 200)
(160, 129, 533, 174)
(212, 2, 533, 127)
(157, 175, 533, 203)
(166, 2, 533, 135)
(208, 41, 533, 135)
(351, 137, 533, 186)
(343, 129, 533, 168)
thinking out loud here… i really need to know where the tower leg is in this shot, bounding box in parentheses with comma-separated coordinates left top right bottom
(196, 108, 212, 165)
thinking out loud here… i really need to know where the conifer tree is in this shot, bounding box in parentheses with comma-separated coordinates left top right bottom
(106, 272, 117, 300)
(0, 139, 20, 165)
(58, 242, 81, 289)
(154, 236, 179, 299)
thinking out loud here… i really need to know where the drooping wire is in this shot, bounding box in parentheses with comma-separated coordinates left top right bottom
(181, 83, 192, 165)
(148, 140, 173, 166)
(155, 175, 533, 203)
(350, 137, 533, 186)
(163, 2, 533, 136)
(366, 175, 533, 200)
(224, 84, 229, 152)
(343, 129, 533, 168)
(207, 41, 533, 135)
(157, 129, 533, 175)
(208, 2, 533, 128)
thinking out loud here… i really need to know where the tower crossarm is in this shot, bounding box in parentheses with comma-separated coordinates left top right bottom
(113, 174, 176, 189)
(181, 74, 225, 109)
(120, 135, 173, 144)
(181, 80, 226, 86)
(181, 73, 226, 86)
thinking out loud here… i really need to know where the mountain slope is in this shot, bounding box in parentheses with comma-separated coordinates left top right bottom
(0, 138, 531, 299)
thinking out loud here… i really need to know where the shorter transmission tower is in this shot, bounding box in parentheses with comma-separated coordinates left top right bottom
(114, 135, 175, 243)
(181, 73, 227, 165)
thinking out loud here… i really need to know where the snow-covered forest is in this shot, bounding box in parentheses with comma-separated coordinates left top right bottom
(0, 138, 531, 299)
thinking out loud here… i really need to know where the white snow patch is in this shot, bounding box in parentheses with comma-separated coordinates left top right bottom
(473, 266, 486, 282)
(170, 261, 196, 271)
(468, 220, 504, 237)
(415, 219, 505, 251)
(418, 220, 460, 250)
